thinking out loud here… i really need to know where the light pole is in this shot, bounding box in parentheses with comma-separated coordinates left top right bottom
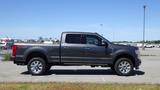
(100, 24, 103, 36)
(142, 5, 146, 50)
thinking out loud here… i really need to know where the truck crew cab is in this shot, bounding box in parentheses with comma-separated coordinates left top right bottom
(12, 32, 141, 76)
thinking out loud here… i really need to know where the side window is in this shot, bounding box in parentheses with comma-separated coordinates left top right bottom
(65, 34, 81, 44)
(86, 35, 101, 45)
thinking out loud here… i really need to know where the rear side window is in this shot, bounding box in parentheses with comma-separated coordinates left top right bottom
(65, 34, 81, 44)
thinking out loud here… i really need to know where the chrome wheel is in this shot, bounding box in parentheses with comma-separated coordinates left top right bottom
(28, 57, 47, 75)
(30, 60, 43, 74)
(118, 61, 131, 74)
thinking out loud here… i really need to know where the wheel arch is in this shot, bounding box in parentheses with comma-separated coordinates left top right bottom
(113, 53, 135, 67)
(24, 47, 49, 64)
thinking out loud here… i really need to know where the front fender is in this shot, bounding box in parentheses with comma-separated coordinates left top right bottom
(112, 49, 134, 61)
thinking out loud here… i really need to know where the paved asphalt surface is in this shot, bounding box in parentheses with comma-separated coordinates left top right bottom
(0, 48, 160, 84)
(0, 56, 3, 61)
(0, 56, 159, 84)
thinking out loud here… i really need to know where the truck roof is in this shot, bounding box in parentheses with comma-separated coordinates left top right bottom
(62, 31, 97, 35)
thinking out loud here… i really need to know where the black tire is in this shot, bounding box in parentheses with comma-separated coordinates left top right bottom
(114, 58, 133, 76)
(27, 57, 47, 75)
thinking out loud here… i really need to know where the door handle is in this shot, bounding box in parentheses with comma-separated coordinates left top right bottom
(85, 47, 91, 50)
(63, 46, 68, 49)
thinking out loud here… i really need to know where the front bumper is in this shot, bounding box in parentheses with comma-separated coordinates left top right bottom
(135, 58, 141, 69)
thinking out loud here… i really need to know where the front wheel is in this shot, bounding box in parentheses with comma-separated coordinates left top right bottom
(27, 57, 47, 75)
(114, 58, 134, 76)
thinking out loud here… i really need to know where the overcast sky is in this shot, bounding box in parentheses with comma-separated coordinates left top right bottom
(0, 0, 160, 41)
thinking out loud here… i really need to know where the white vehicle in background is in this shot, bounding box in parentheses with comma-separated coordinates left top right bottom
(152, 44, 158, 48)
(43, 40, 53, 44)
(0, 42, 7, 49)
(0, 38, 14, 49)
(145, 44, 154, 48)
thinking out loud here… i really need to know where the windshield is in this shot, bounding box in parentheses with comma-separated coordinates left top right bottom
(97, 33, 113, 45)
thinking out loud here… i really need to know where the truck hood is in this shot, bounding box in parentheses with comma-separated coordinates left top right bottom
(111, 44, 138, 50)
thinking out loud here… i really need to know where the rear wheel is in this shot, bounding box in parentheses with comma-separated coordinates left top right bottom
(114, 58, 133, 76)
(27, 57, 47, 75)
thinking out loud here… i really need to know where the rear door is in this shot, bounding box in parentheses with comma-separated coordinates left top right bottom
(61, 34, 86, 63)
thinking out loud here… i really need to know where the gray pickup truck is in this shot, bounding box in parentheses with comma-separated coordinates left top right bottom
(12, 32, 141, 76)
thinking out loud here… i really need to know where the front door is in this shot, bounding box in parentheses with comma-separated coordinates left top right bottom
(83, 35, 112, 64)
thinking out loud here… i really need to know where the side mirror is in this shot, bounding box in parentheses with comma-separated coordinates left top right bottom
(101, 41, 108, 47)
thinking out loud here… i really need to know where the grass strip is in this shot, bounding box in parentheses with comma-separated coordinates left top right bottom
(2, 53, 11, 61)
(0, 82, 160, 90)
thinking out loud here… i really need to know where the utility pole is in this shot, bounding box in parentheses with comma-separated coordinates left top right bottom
(100, 24, 103, 36)
(142, 5, 146, 50)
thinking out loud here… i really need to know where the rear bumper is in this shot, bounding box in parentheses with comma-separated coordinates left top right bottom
(11, 56, 26, 65)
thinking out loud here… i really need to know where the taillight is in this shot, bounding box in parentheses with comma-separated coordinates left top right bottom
(12, 45, 17, 57)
